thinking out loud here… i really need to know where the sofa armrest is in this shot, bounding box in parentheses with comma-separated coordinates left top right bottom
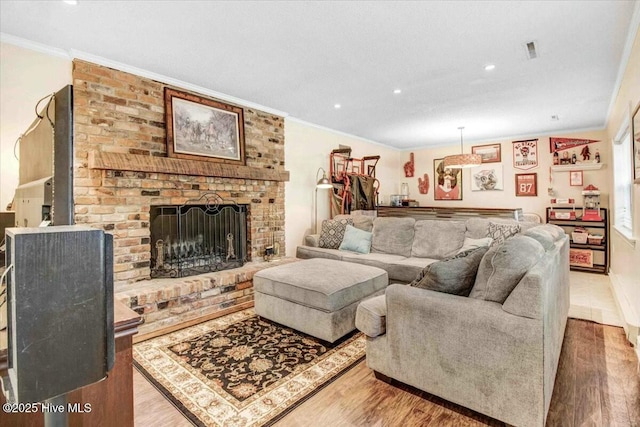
(304, 234, 320, 247)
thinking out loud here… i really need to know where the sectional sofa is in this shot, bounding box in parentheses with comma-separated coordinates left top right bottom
(296, 214, 570, 426)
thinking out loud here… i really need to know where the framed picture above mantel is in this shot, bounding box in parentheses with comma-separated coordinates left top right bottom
(164, 87, 246, 166)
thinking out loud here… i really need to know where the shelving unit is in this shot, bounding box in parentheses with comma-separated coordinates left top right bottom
(550, 163, 604, 172)
(546, 207, 609, 274)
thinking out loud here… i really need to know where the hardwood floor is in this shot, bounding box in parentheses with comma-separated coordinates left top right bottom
(133, 319, 640, 426)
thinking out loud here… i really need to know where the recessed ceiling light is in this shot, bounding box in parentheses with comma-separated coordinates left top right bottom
(63, 0, 78, 4)
(334, 104, 341, 109)
(484, 64, 496, 71)
(393, 89, 402, 94)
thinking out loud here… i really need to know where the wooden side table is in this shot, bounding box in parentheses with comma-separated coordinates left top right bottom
(0, 300, 142, 427)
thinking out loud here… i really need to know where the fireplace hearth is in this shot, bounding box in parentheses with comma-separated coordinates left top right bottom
(150, 194, 248, 278)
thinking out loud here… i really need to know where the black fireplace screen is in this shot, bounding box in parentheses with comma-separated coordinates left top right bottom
(150, 194, 248, 278)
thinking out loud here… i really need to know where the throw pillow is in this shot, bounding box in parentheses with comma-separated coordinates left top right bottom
(469, 235, 545, 303)
(487, 222, 521, 247)
(339, 225, 373, 254)
(318, 218, 353, 249)
(456, 236, 493, 254)
(410, 246, 489, 296)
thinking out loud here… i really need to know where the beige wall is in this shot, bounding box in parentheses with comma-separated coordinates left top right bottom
(0, 42, 71, 210)
(404, 130, 610, 221)
(605, 26, 640, 342)
(284, 119, 401, 256)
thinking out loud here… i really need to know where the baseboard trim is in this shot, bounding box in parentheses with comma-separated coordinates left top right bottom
(608, 270, 639, 346)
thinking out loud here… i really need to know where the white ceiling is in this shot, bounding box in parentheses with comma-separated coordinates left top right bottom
(0, 1, 637, 149)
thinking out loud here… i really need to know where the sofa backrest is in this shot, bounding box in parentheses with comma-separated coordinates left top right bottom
(370, 217, 415, 257)
(334, 213, 374, 232)
(412, 219, 466, 259)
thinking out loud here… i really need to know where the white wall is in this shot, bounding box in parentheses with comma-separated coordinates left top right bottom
(0, 42, 71, 210)
(401, 129, 610, 221)
(284, 119, 401, 257)
(605, 25, 640, 343)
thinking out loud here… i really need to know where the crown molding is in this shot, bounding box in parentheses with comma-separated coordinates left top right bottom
(1, 33, 289, 118)
(69, 49, 289, 117)
(0, 33, 70, 59)
(401, 125, 606, 151)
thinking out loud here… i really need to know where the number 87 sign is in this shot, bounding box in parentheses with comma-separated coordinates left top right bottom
(515, 173, 537, 197)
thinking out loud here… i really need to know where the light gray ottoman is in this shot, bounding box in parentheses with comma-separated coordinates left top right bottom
(253, 258, 388, 342)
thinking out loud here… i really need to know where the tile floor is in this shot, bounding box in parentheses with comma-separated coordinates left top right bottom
(569, 271, 623, 327)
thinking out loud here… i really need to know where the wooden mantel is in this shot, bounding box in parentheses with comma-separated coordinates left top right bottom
(89, 151, 290, 182)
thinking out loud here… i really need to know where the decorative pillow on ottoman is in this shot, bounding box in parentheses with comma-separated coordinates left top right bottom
(469, 235, 545, 303)
(410, 246, 489, 296)
(487, 222, 521, 247)
(318, 218, 353, 249)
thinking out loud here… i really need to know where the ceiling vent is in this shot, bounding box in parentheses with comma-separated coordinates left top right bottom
(524, 41, 538, 60)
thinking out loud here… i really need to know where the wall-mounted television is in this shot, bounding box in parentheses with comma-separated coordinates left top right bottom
(14, 84, 73, 226)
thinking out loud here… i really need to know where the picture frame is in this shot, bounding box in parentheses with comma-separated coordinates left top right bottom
(434, 158, 463, 200)
(164, 87, 245, 165)
(512, 139, 539, 170)
(471, 164, 504, 191)
(515, 173, 537, 197)
(570, 170, 583, 186)
(633, 101, 640, 181)
(471, 143, 501, 163)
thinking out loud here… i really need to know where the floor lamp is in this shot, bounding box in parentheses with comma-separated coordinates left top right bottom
(315, 167, 332, 233)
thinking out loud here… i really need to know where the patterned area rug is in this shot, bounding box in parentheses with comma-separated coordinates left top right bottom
(133, 309, 365, 427)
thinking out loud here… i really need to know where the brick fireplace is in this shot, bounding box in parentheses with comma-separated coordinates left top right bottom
(71, 60, 291, 335)
(72, 60, 288, 292)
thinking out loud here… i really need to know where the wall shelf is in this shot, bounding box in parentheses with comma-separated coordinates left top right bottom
(550, 163, 604, 171)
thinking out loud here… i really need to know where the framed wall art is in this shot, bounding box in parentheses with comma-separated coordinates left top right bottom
(515, 173, 537, 197)
(164, 87, 245, 165)
(471, 143, 501, 163)
(570, 170, 583, 186)
(512, 139, 538, 170)
(434, 158, 462, 200)
(471, 165, 503, 191)
(633, 101, 640, 181)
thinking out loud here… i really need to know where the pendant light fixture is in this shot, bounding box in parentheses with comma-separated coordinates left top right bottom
(443, 126, 482, 169)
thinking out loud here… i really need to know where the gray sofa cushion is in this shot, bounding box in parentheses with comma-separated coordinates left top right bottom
(254, 258, 388, 312)
(457, 236, 493, 253)
(411, 219, 466, 259)
(470, 235, 545, 303)
(371, 217, 415, 257)
(296, 245, 342, 260)
(410, 247, 489, 296)
(523, 226, 556, 251)
(530, 223, 565, 241)
(355, 295, 387, 338)
(319, 218, 353, 249)
(336, 214, 374, 232)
